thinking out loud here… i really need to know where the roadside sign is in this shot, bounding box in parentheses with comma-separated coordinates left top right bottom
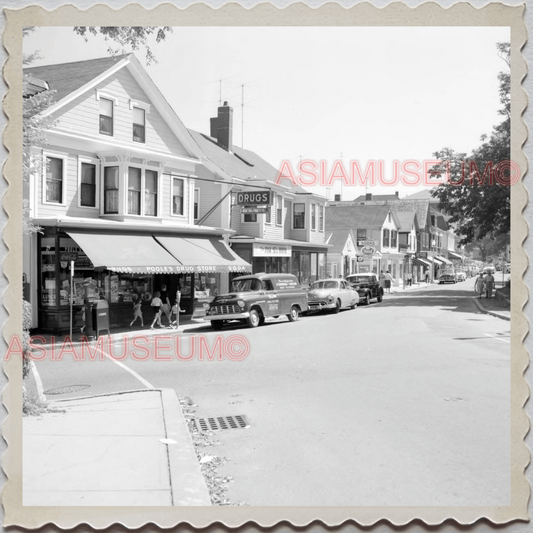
(356, 256, 365, 262)
(358, 240, 377, 247)
(361, 246, 376, 256)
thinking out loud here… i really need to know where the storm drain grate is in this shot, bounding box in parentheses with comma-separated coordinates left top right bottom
(44, 384, 91, 395)
(192, 415, 250, 432)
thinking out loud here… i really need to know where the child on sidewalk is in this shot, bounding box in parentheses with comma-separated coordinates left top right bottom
(129, 297, 144, 328)
(150, 291, 163, 329)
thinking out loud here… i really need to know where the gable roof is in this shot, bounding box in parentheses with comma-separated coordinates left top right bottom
(189, 130, 313, 195)
(387, 199, 431, 227)
(23, 54, 204, 162)
(403, 188, 439, 202)
(326, 204, 395, 230)
(394, 210, 418, 232)
(325, 228, 356, 254)
(24, 55, 129, 103)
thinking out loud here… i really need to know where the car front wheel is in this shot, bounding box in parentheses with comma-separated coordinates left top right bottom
(333, 299, 341, 313)
(246, 309, 261, 328)
(362, 293, 370, 306)
(287, 305, 299, 322)
(377, 291, 383, 303)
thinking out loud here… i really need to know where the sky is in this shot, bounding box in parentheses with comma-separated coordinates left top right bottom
(23, 26, 510, 200)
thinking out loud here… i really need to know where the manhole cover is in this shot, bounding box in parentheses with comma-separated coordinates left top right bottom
(192, 415, 250, 432)
(44, 385, 91, 395)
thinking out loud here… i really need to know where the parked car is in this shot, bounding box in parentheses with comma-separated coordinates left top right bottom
(455, 271, 466, 282)
(307, 278, 359, 313)
(345, 273, 384, 305)
(204, 273, 308, 329)
(438, 272, 456, 284)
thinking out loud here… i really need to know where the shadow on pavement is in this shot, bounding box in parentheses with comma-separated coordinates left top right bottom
(373, 287, 496, 316)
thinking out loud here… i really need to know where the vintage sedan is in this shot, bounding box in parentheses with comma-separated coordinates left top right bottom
(307, 278, 359, 313)
(346, 273, 384, 305)
(438, 272, 457, 284)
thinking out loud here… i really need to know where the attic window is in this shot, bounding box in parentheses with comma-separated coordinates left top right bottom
(99, 98, 114, 136)
(132, 107, 145, 143)
(234, 153, 254, 167)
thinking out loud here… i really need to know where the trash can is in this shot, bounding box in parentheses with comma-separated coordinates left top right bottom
(92, 300, 110, 338)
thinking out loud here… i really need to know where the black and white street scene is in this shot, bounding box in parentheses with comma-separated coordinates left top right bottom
(18, 23, 516, 511)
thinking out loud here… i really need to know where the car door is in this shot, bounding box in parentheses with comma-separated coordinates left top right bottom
(263, 278, 280, 316)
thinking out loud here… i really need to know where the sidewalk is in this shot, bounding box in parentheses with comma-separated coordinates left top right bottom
(473, 296, 511, 321)
(31, 314, 209, 349)
(23, 388, 211, 506)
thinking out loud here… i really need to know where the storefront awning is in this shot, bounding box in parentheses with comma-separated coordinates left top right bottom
(412, 257, 432, 268)
(66, 232, 252, 275)
(155, 236, 252, 273)
(448, 251, 463, 260)
(66, 232, 181, 274)
(434, 255, 453, 265)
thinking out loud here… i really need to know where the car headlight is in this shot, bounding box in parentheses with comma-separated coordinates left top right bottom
(328, 295, 334, 302)
(237, 300, 245, 308)
(209, 308, 216, 315)
(203, 302, 210, 310)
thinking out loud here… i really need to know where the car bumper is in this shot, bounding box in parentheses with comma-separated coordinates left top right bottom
(308, 301, 336, 311)
(203, 312, 251, 321)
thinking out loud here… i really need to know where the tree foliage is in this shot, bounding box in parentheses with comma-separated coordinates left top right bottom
(73, 27, 173, 65)
(430, 43, 511, 246)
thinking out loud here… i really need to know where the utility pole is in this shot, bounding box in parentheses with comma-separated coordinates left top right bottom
(219, 79, 222, 106)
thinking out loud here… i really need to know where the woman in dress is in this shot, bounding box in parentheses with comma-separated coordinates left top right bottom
(475, 273, 485, 299)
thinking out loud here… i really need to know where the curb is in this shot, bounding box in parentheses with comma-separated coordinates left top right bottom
(49, 388, 212, 506)
(472, 297, 511, 321)
(31, 321, 209, 350)
(160, 388, 212, 506)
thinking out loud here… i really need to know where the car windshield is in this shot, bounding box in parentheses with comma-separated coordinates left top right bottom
(347, 276, 371, 284)
(311, 280, 339, 290)
(230, 279, 262, 292)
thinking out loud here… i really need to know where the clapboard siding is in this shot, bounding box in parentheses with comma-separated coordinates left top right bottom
(195, 166, 223, 228)
(52, 69, 191, 158)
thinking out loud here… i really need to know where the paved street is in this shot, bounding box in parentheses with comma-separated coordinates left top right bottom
(33, 278, 510, 506)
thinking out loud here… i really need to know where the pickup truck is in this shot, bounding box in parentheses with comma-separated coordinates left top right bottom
(204, 273, 309, 329)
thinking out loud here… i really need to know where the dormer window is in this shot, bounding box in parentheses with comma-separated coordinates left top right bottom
(133, 107, 146, 143)
(99, 98, 114, 136)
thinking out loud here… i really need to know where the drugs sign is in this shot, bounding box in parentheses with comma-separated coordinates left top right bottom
(237, 190, 273, 206)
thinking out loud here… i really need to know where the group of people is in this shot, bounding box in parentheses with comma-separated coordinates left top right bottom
(129, 284, 185, 330)
(474, 272, 495, 299)
(379, 270, 394, 294)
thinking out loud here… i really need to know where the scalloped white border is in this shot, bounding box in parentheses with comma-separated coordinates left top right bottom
(1, 2, 529, 529)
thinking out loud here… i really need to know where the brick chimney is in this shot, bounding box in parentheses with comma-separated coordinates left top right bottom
(210, 101, 233, 152)
(365, 193, 372, 201)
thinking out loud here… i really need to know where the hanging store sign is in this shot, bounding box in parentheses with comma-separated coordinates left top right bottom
(358, 240, 377, 247)
(241, 207, 268, 214)
(237, 190, 273, 206)
(360, 246, 376, 256)
(252, 244, 292, 257)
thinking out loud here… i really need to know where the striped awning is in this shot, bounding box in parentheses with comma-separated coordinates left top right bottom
(412, 257, 432, 268)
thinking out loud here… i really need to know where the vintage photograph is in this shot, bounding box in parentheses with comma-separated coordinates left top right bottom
(2, 2, 528, 529)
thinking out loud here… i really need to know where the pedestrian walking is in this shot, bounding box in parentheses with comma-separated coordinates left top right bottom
(475, 273, 485, 299)
(485, 272, 495, 299)
(150, 291, 163, 329)
(159, 284, 172, 326)
(129, 297, 144, 328)
(384, 270, 393, 294)
(407, 272, 412, 287)
(379, 270, 386, 291)
(425, 271, 430, 284)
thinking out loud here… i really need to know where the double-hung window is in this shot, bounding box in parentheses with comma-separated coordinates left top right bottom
(244, 213, 257, 223)
(128, 167, 142, 215)
(357, 229, 367, 241)
(80, 162, 96, 207)
(45, 156, 63, 204)
(144, 170, 158, 216)
(133, 107, 145, 143)
(311, 204, 316, 230)
(99, 98, 114, 136)
(293, 203, 305, 229)
(319, 206, 324, 231)
(194, 189, 200, 220)
(172, 177, 184, 216)
(265, 205, 271, 224)
(383, 229, 390, 247)
(391, 230, 397, 248)
(104, 167, 119, 214)
(276, 195, 283, 225)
